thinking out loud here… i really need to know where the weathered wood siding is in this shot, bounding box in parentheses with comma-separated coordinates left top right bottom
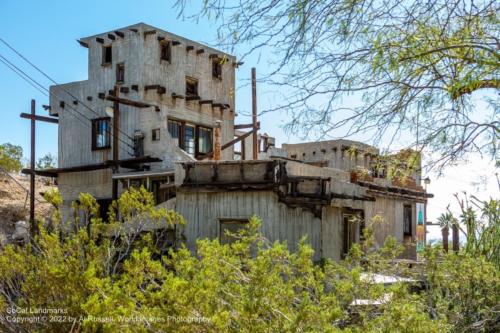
(175, 190, 329, 261)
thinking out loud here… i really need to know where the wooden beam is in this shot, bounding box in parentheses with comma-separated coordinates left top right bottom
(115, 31, 125, 38)
(234, 122, 260, 130)
(196, 49, 205, 55)
(171, 93, 184, 99)
(143, 30, 156, 37)
(209, 54, 219, 59)
(186, 95, 201, 101)
(144, 84, 159, 91)
(105, 95, 157, 109)
(251, 67, 258, 159)
(186, 45, 194, 52)
(29, 100, 36, 234)
(157, 36, 165, 41)
(96, 37, 104, 44)
(21, 156, 163, 177)
(77, 40, 89, 48)
(129, 28, 138, 33)
(107, 33, 116, 40)
(112, 86, 119, 200)
(199, 100, 213, 105)
(222, 128, 258, 151)
(172, 40, 181, 46)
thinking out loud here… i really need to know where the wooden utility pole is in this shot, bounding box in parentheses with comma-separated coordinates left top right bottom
(29, 99, 36, 234)
(251, 68, 258, 160)
(112, 86, 120, 200)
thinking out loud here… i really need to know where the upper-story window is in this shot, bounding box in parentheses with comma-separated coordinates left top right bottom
(160, 41, 171, 63)
(116, 63, 125, 83)
(102, 45, 112, 65)
(212, 59, 222, 79)
(198, 127, 213, 155)
(185, 77, 198, 97)
(91, 117, 111, 150)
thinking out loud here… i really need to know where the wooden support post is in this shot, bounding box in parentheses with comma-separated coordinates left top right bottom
(214, 122, 222, 161)
(452, 223, 459, 253)
(112, 86, 120, 200)
(251, 67, 258, 160)
(442, 226, 449, 252)
(29, 99, 36, 235)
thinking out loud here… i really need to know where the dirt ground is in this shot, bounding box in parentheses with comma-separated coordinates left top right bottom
(0, 173, 55, 245)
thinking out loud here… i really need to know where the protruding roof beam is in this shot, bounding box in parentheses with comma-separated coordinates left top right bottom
(107, 33, 116, 40)
(96, 37, 104, 44)
(171, 93, 185, 99)
(77, 40, 89, 48)
(186, 45, 194, 52)
(115, 31, 125, 38)
(196, 49, 205, 55)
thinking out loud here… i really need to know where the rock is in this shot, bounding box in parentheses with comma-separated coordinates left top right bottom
(12, 220, 29, 243)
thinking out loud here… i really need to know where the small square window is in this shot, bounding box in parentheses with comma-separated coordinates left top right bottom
(116, 63, 125, 83)
(152, 128, 160, 141)
(220, 219, 248, 244)
(185, 77, 198, 97)
(92, 117, 111, 150)
(102, 45, 112, 65)
(160, 41, 171, 62)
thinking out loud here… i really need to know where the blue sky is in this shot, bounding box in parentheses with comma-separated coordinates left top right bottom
(0, 0, 497, 234)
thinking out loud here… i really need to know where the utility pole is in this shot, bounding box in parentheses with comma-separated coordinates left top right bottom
(251, 67, 258, 160)
(112, 85, 120, 200)
(29, 99, 36, 234)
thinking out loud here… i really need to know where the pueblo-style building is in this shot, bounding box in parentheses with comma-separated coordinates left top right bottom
(27, 23, 432, 261)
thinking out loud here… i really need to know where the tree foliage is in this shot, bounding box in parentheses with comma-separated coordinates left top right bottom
(176, 0, 499, 170)
(0, 189, 498, 332)
(0, 143, 23, 173)
(36, 153, 57, 170)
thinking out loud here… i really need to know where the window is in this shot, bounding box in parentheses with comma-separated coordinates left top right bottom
(185, 77, 198, 97)
(92, 118, 110, 150)
(212, 59, 222, 79)
(152, 128, 160, 141)
(198, 127, 213, 155)
(168, 120, 181, 146)
(160, 41, 171, 62)
(168, 119, 213, 159)
(404, 204, 412, 236)
(116, 63, 125, 83)
(184, 125, 195, 156)
(220, 219, 248, 244)
(342, 211, 364, 257)
(102, 45, 112, 65)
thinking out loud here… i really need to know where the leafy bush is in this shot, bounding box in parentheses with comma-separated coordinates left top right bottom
(0, 188, 497, 332)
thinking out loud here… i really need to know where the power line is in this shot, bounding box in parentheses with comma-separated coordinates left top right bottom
(0, 37, 135, 142)
(0, 52, 135, 155)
